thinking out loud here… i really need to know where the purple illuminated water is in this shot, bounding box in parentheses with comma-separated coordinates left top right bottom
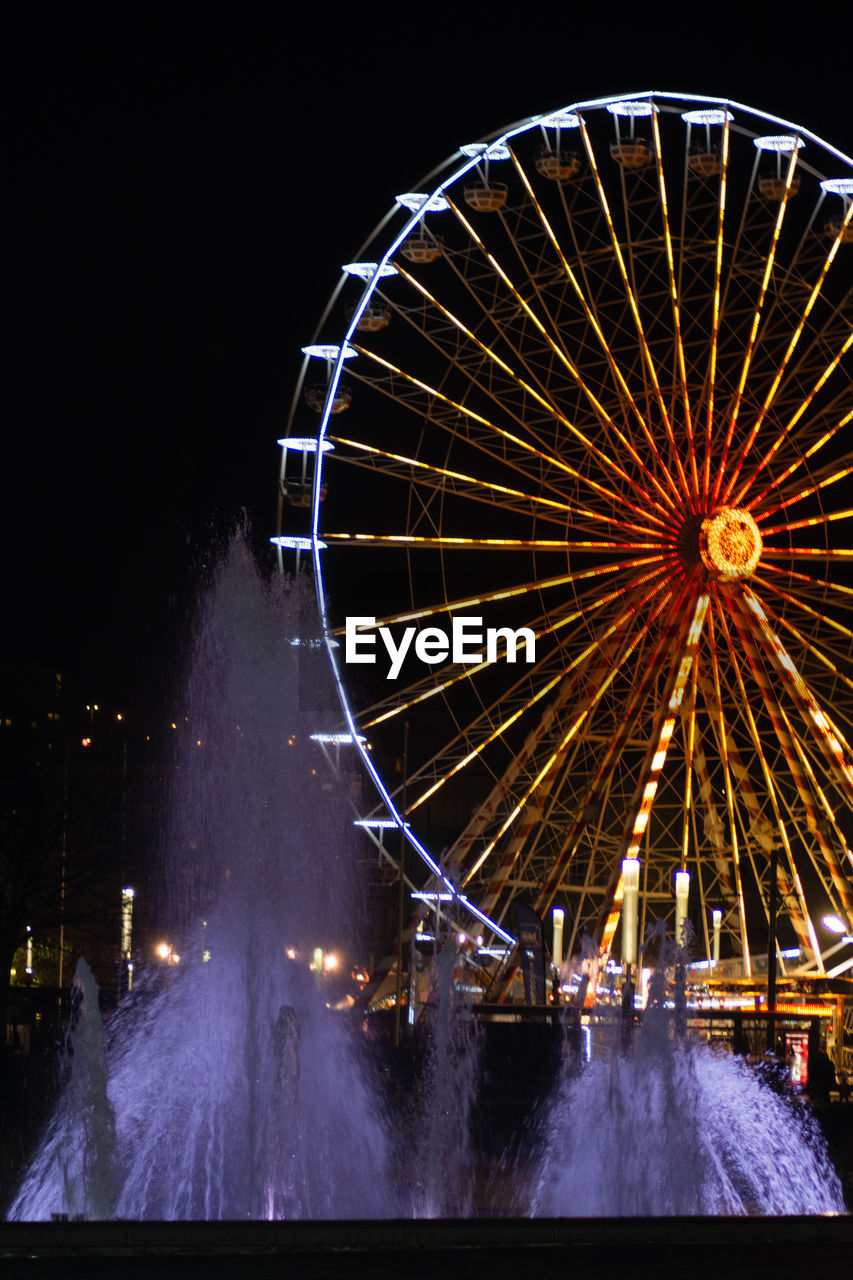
(410, 942, 481, 1217)
(533, 970, 844, 1215)
(7, 539, 845, 1219)
(10, 539, 395, 1220)
(12, 959, 117, 1220)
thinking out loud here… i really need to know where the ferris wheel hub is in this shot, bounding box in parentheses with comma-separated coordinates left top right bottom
(699, 508, 762, 581)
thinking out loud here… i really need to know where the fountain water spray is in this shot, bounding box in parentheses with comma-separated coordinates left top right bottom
(10, 538, 395, 1220)
(411, 941, 481, 1217)
(534, 942, 844, 1216)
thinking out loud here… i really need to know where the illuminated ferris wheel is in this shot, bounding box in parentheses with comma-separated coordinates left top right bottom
(276, 91, 853, 984)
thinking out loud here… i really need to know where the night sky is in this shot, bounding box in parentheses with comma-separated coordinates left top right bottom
(5, 12, 852, 723)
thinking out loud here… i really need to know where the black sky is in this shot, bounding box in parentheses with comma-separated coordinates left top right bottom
(5, 11, 852, 718)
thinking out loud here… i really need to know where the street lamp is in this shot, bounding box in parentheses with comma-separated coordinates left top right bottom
(674, 871, 690, 949)
(621, 859, 640, 967)
(621, 858, 640, 1051)
(121, 887, 134, 990)
(552, 907, 565, 973)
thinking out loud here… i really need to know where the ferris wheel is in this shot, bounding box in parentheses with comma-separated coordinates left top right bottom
(275, 91, 853, 984)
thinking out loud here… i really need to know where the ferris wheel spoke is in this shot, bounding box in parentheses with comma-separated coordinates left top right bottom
(356, 578, 676, 721)
(326, 447, 572, 533)
(758, 560, 853, 603)
(475, 686, 655, 930)
(358, 634, 554, 731)
(760, 546, 853, 563)
(406, 668, 568, 816)
(390, 637, 579, 807)
(487, 188, 665, 484)
(745, 394, 853, 513)
(326, 434, 579, 521)
(769, 308, 853, 435)
(784, 714, 853, 885)
(358, 596, 608, 734)
(650, 110, 700, 503)
(678, 662, 699, 876)
(380, 263, 574, 446)
(532, 579, 701, 925)
(712, 146, 802, 507)
(623, 590, 710, 862)
(356, 563, 676, 732)
(506, 145, 683, 501)
(596, 590, 711, 963)
(390, 232, 590, 466)
(782, 706, 851, 836)
(578, 115, 693, 508)
(752, 463, 853, 524)
(735, 587, 853, 813)
(460, 586, 680, 889)
(778, 702, 853, 933)
(722, 202, 853, 507)
(348, 339, 560, 461)
(349, 343, 676, 524)
(703, 115, 732, 505)
(685, 704, 737, 911)
(381, 263, 653, 500)
(443, 196, 686, 517)
(720, 724, 775, 970)
(483, 726, 601, 932)
(407, 575, 674, 814)
(762, 508, 853, 536)
(329, 433, 668, 539)
(447, 641, 629, 896)
(701, 605, 753, 971)
(366, 290, 583, 492)
(752, 573, 853, 643)
(334, 557, 670, 637)
(757, 598, 853, 699)
(706, 630, 819, 968)
(322, 533, 670, 556)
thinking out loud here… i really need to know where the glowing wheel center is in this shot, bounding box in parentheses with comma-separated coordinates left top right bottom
(699, 508, 762, 581)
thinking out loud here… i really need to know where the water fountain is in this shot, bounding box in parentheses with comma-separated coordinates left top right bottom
(534, 965, 844, 1216)
(409, 942, 481, 1217)
(9, 537, 395, 1220)
(7, 537, 846, 1221)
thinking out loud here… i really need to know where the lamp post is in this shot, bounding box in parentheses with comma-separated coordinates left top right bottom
(393, 721, 409, 1050)
(674, 871, 690, 1039)
(766, 839, 778, 1053)
(121, 887, 134, 991)
(674, 871, 690, 950)
(552, 907, 565, 972)
(621, 858, 640, 1051)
